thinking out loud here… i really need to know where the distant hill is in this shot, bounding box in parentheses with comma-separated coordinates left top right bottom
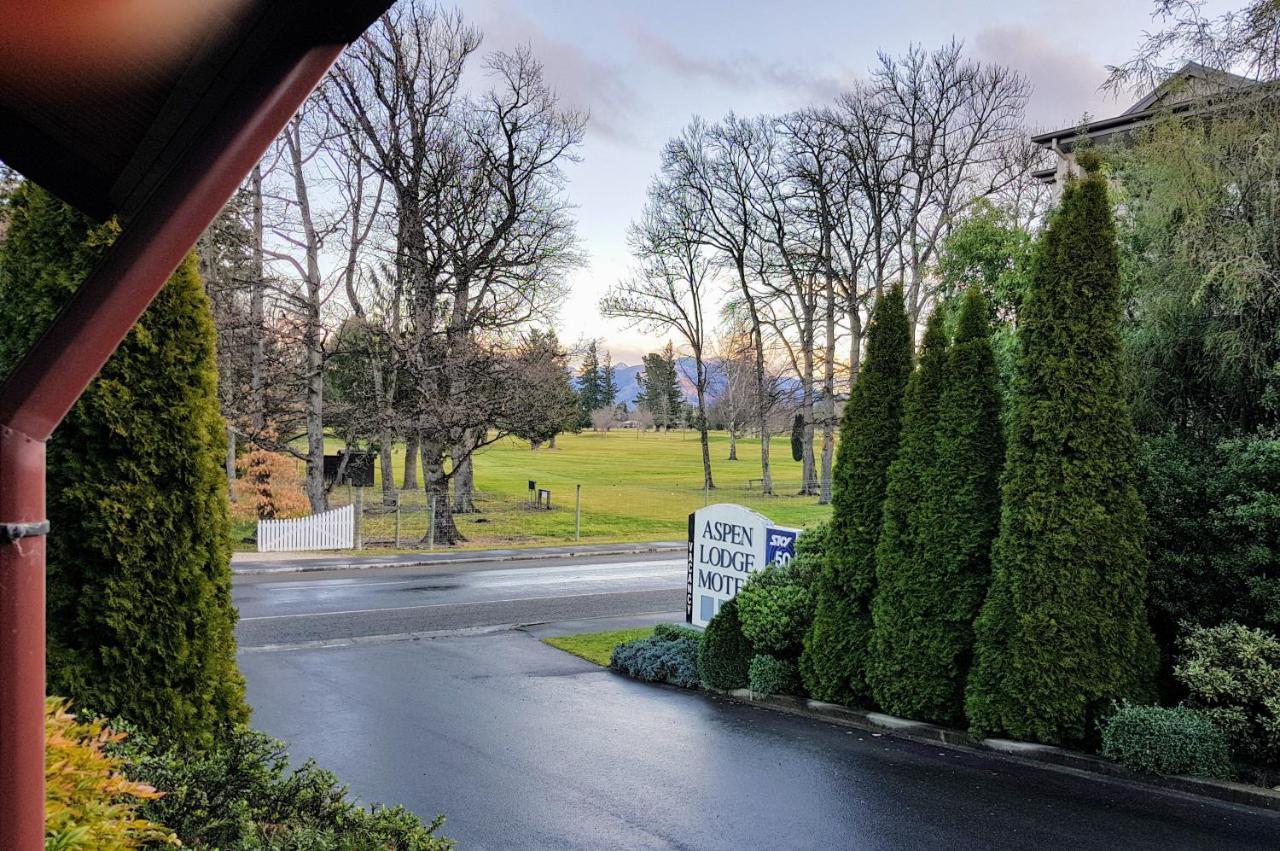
(577, 356, 799, 408)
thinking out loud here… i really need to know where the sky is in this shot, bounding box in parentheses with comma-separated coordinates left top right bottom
(460, 0, 1234, 365)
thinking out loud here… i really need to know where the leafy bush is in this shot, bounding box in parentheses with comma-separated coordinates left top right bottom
(111, 724, 452, 849)
(1176, 622, 1280, 767)
(1139, 433, 1280, 692)
(1101, 704, 1233, 779)
(737, 565, 813, 658)
(699, 597, 753, 690)
(610, 634, 700, 689)
(749, 655, 802, 696)
(45, 699, 178, 850)
(795, 523, 830, 560)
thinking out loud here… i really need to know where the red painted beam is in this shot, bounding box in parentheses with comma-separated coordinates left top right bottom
(0, 42, 345, 851)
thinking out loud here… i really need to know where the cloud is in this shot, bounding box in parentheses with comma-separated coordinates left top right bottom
(462, 0, 642, 144)
(973, 25, 1128, 130)
(627, 23, 852, 107)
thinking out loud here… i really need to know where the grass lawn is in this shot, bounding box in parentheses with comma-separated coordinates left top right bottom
(543, 627, 656, 665)
(320, 429, 833, 550)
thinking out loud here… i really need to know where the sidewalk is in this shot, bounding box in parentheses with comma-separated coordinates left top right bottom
(231, 540, 686, 574)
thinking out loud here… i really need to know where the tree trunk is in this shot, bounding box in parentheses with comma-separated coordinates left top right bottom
(249, 165, 266, 433)
(695, 356, 714, 491)
(452, 443, 477, 514)
(799, 322, 817, 495)
(420, 439, 463, 545)
(820, 270, 837, 505)
(728, 422, 738, 461)
(225, 424, 237, 502)
(402, 434, 419, 490)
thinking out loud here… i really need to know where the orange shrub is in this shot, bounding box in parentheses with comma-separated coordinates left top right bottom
(45, 698, 179, 849)
(230, 448, 310, 522)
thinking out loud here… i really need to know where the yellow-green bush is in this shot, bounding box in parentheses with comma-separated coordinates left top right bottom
(45, 698, 178, 850)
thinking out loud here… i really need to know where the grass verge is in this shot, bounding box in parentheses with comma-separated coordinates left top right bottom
(543, 627, 655, 666)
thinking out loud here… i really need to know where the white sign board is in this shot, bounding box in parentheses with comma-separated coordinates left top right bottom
(686, 503, 799, 628)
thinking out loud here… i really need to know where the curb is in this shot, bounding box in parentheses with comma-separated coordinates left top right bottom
(232, 541, 686, 574)
(721, 690, 1280, 814)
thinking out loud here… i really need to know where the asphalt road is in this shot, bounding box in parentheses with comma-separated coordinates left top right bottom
(234, 553, 687, 648)
(236, 555, 1280, 850)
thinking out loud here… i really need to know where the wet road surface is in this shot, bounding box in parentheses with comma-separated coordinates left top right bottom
(236, 556, 1280, 850)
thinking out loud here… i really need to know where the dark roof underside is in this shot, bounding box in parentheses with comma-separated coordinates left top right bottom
(0, 0, 390, 223)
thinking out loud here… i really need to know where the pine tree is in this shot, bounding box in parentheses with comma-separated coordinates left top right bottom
(601, 351, 618, 408)
(577, 341, 602, 425)
(0, 183, 248, 746)
(636, 342, 682, 430)
(801, 284, 913, 703)
(965, 158, 1157, 745)
(866, 310, 949, 717)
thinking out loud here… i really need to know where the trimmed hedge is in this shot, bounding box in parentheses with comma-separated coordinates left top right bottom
(699, 597, 753, 690)
(737, 565, 813, 658)
(654, 622, 704, 642)
(749, 654, 802, 696)
(1101, 704, 1233, 779)
(1176, 622, 1280, 767)
(610, 634, 701, 689)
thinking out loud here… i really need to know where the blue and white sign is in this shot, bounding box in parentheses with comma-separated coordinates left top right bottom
(686, 504, 800, 628)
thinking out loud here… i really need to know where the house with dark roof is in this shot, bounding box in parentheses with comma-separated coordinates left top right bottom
(1032, 61, 1257, 184)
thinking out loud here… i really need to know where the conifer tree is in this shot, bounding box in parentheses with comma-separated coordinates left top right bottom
(872, 289, 1004, 724)
(600, 351, 618, 408)
(0, 183, 248, 746)
(965, 158, 1157, 745)
(866, 310, 949, 716)
(577, 341, 602, 426)
(801, 285, 912, 703)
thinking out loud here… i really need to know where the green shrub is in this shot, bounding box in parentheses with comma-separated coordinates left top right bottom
(1176, 622, 1280, 767)
(1139, 433, 1280, 693)
(966, 164, 1157, 746)
(795, 523, 830, 560)
(737, 565, 813, 658)
(699, 597, 753, 690)
(45, 699, 177, 850)
(0, 184, 246, 746)
(1101, 704, 1233, 779)
(803, 285, 913, 704)
(610, 634, 701, 689)
(111, 724, 452, 849)
(653, 622, 703, 642)
(749, 654, 802, 696)
(867, 310, 949, 720)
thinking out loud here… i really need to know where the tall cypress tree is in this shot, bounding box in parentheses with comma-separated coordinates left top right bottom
(0, 183, 247, 746)
(577, 341, 602, 425)
(873, 289, 1003, 724)
(965, 158, 1157, 745)
(866, 310, 949, 716)
(801, 284, 912, 703)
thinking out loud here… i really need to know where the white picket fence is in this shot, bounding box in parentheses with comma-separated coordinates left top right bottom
(257, 505, 354, 552)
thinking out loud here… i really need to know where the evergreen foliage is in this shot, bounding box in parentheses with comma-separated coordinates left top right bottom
(698, 597, 753, 690)
(576, 341, 602, 425)
(865, 310, 950, 718)
(0, 183, 247, 746)
(801, 285, 913, 704)
(635, 342, 684, 430)
(600, 351, 619, 408)
(1101, 703, 1233, 779)
(790, 414, 805, 462)
(872, 290, 1003, 724)
(965, 164, 1157, 745)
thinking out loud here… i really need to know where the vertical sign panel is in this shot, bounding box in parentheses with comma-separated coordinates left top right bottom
(686, 503, 799, 627)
